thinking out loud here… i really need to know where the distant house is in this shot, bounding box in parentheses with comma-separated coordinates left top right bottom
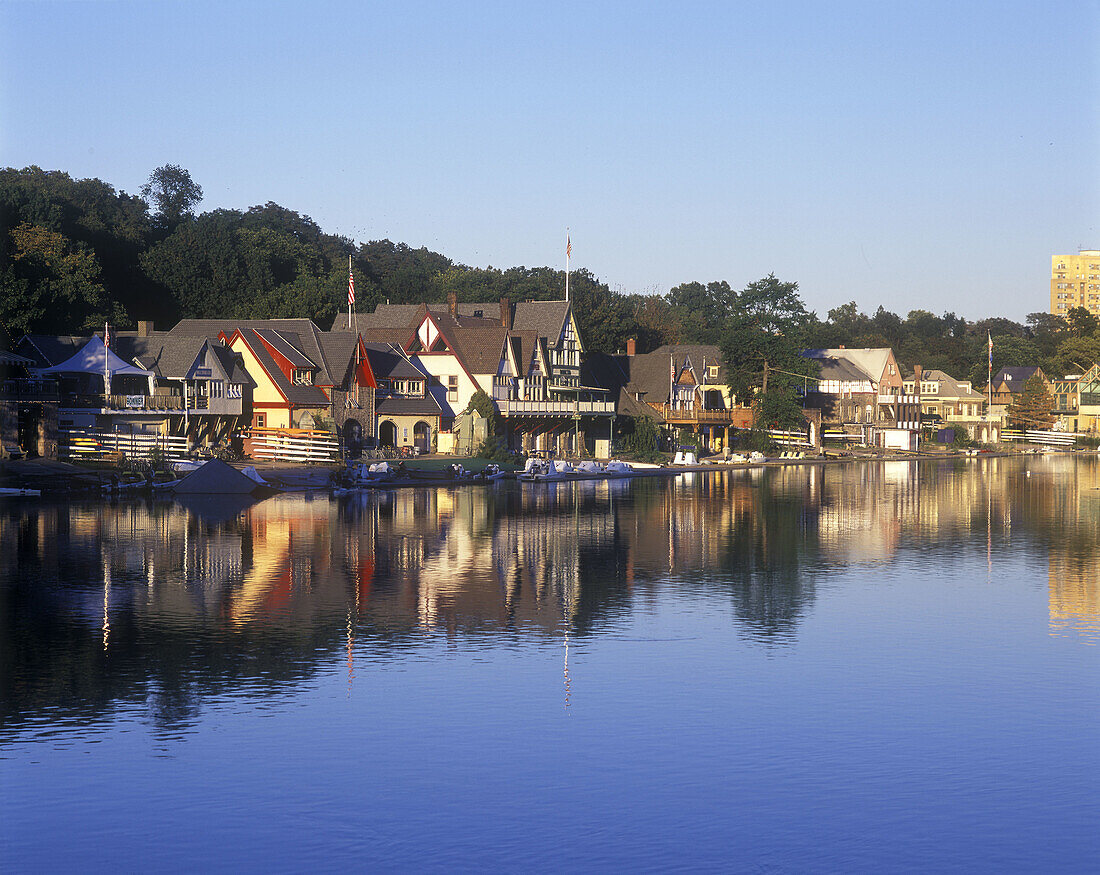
(612, 342, 748, 451)
(353, 295, 616, 457)
(363, 342, 442, 453)
(902, 365, 996, 442)
(801, 347, 920, 446)
(989, 366, 1051, 413)
(17, 325, 250, 448)
(168, 319, 373, 435)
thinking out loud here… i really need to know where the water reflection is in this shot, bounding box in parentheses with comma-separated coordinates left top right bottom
(2, 456, 1099, 730)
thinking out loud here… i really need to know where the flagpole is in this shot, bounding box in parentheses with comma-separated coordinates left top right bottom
(103, 322, 110, 408)
(348, 255, 353, 329)
(987, 332, 993, 411)
(565, 229, 571, 303)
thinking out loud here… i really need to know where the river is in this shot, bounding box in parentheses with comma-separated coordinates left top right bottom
(2, 456, 1098, 871)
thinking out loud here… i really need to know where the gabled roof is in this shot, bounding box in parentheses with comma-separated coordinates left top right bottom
(992, 366, 1044, 388)
(16, 335, 87, 368)
(802, 348, 892, 384)
(231, 328, 330, 407)
(117, 335, 206, 380)
(512, 301, 570, 347)
(814, 356, 873, 384)
(362, 343, 423, 381)
(170, 319, 339, 387)
(620, 345, 726, 401)
(910, 369, 983, 401)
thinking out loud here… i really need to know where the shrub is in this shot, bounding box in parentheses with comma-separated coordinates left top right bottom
(617, 415, 663, 463)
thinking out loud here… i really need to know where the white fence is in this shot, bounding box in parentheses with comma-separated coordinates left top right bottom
(1000, 429, 1080, 447)
(60, 428, 191, 464)
(246, 428, 339, 463)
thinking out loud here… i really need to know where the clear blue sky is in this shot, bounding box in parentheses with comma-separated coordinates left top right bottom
(3, 0, 1097, 322)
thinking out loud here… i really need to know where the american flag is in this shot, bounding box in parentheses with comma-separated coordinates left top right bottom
(566, 236, 571, 260)
(104, 322, 111, 349)
(988, 331, 992, 367)
(348, 270, 355, 306)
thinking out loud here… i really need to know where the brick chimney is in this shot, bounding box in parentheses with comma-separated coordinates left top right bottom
(626, 337, 636, 357)
(138, 320, 152, 337)
(499, 297, 511, 329)
(448, 292, 457, 319)
(914, 364, 923, 385)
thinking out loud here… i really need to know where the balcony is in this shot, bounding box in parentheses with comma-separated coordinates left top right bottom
(650, 403, 744, 424)
(0, 380, 59, 403)
(497, 399, 615, 417)
(58, 393, 217, 413)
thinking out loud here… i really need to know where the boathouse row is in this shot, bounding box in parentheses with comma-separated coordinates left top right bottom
(2, 297, 757, 459)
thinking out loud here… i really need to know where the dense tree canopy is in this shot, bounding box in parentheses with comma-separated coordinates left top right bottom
(4, 163, 1100, 399)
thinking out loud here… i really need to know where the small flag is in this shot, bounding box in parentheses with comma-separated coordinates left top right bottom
(104, 322, 111, 349)
(566, 236, 572, 260)
(988, 331, 992, 367)
(348, 270, 355, 306)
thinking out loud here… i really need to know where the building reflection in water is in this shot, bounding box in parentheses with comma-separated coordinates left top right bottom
(3, 455, 1100, 726)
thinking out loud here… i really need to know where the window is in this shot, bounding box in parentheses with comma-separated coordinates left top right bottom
(253, 413, 266, 428)
(447, 375, 458, 402)
(293, 369, 312, 385)
(707, 364, 718, 379)
(889, 363, 895, 375)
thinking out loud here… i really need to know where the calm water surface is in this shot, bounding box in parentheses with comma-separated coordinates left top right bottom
(2, 457, 1098, 872)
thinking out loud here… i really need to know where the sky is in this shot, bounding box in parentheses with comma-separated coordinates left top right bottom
(2, 0, 1098, 323)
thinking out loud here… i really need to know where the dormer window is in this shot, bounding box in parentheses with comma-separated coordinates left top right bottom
(292, 369, 312, 385)
(707, 365, 718, 379)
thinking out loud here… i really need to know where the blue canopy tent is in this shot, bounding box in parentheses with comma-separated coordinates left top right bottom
(41, 335, 155, 396)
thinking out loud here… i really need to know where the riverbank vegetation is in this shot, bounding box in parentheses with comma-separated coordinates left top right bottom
(3, 164, 1091, 396)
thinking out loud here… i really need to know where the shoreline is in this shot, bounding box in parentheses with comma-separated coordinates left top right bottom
(1, 447, 1091, 497)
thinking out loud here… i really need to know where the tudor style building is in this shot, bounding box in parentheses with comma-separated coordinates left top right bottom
(801, 347, 921, 447)
(354, 294, 616, 457)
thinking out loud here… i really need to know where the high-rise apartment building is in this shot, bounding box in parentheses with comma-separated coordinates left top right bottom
(1051, 249, 1100, 316)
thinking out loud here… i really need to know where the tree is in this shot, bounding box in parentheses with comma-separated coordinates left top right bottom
(1065, 306, 1100, 338)
(141, 164, 203, 229)
(1006, 374, 1054, 430)
(752, 384, 807, 432)
(720, 274, 817, 402)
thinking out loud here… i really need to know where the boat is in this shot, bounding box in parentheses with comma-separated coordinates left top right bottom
(517, 458, 568, 482)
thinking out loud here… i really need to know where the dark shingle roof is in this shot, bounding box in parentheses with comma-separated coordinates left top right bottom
(238, 328, 330, 407)
(512, 301, 570, 347)
(362, 343, 423, 381)
(620, 345, 726, 401)
(376, 396, 443, 416)
(17, 335, 87, 368)
(993, 366, 1044, 387)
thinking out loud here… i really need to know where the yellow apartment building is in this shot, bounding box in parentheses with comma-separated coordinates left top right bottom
(1050, 249, 1100, 316)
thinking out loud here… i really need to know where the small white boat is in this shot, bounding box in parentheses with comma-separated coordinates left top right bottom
(603, 460, 634, 477)
(517, 458, 568, 482)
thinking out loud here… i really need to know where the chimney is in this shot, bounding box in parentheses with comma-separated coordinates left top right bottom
(448, 292, 457, 319)
(914, 364, 923, 384)
(626, 337, 636, 357)
(138, 320, 152, 337)
(500, 297, 511, 329)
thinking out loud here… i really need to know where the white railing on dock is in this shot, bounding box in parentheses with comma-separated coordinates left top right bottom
(1001, 429, 1080, 447)
(769, 428, 812, 447)
(60, 428, 191, 463)
(245, 427, 339, 463)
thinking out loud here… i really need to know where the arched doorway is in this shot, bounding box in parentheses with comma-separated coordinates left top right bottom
(379, 420, 397, 447)
(343, 418, 364, 458)
(413, 421, 431, 454)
